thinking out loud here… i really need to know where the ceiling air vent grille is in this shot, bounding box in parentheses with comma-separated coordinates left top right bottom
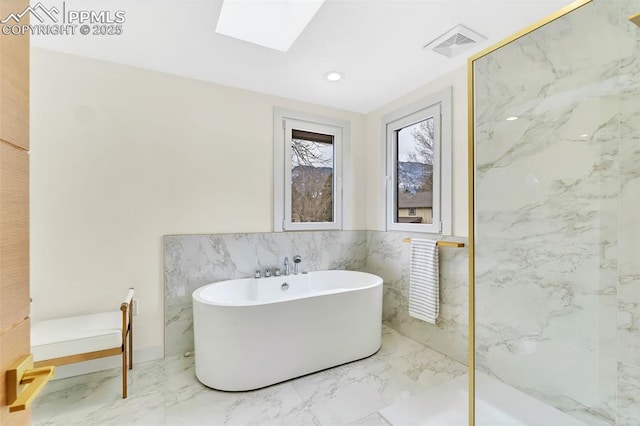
(424, 25, 486, 58)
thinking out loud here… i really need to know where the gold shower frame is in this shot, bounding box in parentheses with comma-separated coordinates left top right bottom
(466, 1, 593, 424)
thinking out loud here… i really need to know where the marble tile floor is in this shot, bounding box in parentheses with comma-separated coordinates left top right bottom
(381, 372, 587, 426)
(33, 326, 468, 426)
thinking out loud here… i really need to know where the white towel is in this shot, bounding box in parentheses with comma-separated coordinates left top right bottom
(409, 238, 439, 324)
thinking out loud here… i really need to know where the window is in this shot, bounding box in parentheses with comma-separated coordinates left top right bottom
(274, 109, 349, 231)
(384, 87, 452, 234)
(290, 129, 334, 223)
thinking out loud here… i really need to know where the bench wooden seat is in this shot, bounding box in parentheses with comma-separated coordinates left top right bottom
(31, 288, 134, 398)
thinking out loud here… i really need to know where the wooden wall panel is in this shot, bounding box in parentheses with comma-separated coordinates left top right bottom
(0, 0, 29, 150)
(0, 319, 31, 425)
(1, 0, 31, 422)
(0, 142, 29, 332)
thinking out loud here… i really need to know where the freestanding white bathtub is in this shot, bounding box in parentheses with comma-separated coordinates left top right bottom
(192, 270, 383, 391)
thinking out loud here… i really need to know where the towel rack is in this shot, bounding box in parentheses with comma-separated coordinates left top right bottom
(402, 238, 465, 248)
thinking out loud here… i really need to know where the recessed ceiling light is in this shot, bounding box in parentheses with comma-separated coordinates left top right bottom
(324, 71, 344, 82)
(216, 0, 325, 52)
(506, 116, 518, 121)
(580, 133, 589, 138)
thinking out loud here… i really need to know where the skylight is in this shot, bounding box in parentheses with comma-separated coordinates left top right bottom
(215, 0, 325, 52)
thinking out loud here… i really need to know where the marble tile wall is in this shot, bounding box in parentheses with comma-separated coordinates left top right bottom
(363, 231, 468, 364)
(473, 1, 639, 424)
(164, 229, 469, 365)
(164, 231, 367, 356)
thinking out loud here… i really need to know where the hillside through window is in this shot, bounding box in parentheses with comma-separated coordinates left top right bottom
(291, 130, 334, 223)
(384, 87, 452, 234)
(273, 109, 347, 232)
(396, 118, 434, 225)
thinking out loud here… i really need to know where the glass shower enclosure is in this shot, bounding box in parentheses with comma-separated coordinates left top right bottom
(469, 0, 640, 424)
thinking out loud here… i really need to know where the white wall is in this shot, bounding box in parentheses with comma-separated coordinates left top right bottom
(30, 47, 466, 362)
(364, 66, 468, 236)
(30, 48, 366, 358)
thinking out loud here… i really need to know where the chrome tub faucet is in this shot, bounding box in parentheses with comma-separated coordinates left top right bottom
(293, 255, 302, 275)
(284, 257, 289, 276)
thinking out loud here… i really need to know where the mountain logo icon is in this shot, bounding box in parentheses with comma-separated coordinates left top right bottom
(1, 2, 59, 24)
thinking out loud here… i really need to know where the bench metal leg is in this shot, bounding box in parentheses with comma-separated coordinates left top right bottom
(129, 322, 133, 370)
(122, 343, 127, 398)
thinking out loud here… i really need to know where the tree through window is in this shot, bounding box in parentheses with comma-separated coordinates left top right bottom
(396, 118, 434, 225)
(291, 130, 334, 223)
(273, 109, 347, 232)
(384, 87, 452, 234)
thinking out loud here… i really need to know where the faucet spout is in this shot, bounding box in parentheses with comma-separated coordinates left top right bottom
(283, 257, 289, 276)
(293, 255, 302, 275)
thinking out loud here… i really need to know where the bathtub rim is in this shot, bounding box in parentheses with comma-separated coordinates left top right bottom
(192, 270, 383, 308)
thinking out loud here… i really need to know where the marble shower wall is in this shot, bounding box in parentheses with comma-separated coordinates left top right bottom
(164, 231, 367, 356)
(473, 1, 639, 425)
(363, 231, 468, 364)
(617, 2, 640, 425)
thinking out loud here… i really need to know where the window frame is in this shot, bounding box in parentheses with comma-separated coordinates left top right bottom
(274, 108, 349, 232)
(382, 87, 453, 235)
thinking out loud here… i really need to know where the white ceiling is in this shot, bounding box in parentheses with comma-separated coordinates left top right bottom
(32, 0, 575, 113)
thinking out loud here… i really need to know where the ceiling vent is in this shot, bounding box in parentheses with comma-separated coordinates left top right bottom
(424, 25, 486, 58)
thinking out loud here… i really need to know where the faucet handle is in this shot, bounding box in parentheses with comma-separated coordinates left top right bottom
(274, 268, 281, 277)
(255, 270, 261, 279)
(265, 268, 272, 278)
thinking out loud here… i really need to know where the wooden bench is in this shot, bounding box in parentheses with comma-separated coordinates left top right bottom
(31, 288, 134, 398)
